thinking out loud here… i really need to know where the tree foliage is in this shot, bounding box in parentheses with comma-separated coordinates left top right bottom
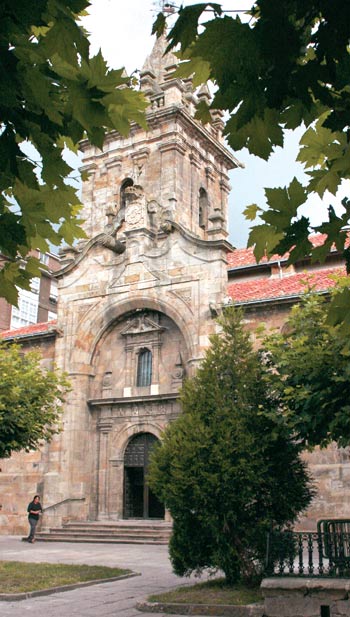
(148, 308, 313, 584)
(0, 342, 70, 458)
(0, 0, 148, 305)
(154, 1, 350, 327)
(261, 282, 350, 449)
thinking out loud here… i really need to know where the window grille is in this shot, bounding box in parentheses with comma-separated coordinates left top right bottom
(136, 348, 152, 387)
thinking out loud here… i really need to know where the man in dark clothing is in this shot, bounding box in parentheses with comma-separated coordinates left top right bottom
(27, 495, 43, 543)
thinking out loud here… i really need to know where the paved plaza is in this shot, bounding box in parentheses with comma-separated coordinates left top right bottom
(0, 536, 212, 616)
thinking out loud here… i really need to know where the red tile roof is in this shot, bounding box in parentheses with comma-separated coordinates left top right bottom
(227, 234, 337, 269)
(1, 320, 58, 340)
(227, 268, 347, 304)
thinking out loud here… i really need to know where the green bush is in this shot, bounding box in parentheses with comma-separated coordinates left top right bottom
(149, 307, 314, 584)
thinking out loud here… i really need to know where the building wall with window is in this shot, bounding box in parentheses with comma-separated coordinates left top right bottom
(0, 251, 60, 333)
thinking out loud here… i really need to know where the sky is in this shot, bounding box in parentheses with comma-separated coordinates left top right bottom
(80, 0, 349, 248)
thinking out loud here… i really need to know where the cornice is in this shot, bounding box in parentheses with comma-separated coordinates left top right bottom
(79, 104, 242, 172)
(88, 392, 179, 408)
(168, 220, 233, 253)
(146, 105, 243, 170)
(1, 328, 59, 343)
(54, 234, 126, 278)
(231, 289, 329, 310)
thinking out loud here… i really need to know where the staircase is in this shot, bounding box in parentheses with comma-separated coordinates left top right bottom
(36, 520, 172, 544)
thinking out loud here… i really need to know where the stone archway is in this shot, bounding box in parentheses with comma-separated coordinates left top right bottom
(123, 433, 164, 519)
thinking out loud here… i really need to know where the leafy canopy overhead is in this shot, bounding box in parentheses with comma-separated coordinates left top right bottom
(0, 0, 148, 305)
(154, 0, 350, 322)
(0, 342, 70, 458)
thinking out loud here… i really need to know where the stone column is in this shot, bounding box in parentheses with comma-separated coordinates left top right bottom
(108, 459, 124, 519)
(97, 421, 112, 520)
(152, 339, 162, 382)
(124, 342, 134, 388)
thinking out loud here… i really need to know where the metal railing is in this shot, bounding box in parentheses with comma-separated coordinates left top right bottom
(42, 497, 85, 513)
(266, 530, 350, 577)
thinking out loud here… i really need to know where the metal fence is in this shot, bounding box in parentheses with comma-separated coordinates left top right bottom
(266, 530, 350, 577)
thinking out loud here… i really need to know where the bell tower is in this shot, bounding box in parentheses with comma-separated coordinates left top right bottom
(78, 34, 241, 250)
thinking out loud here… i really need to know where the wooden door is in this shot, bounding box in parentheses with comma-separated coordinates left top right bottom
(123, 433, 164, 519)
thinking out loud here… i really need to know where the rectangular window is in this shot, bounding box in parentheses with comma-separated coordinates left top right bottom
(49, 279, 58, 302)
(137, 348, 152, 387)
(11, 289, 39, 329)
(39, 252, 49, 265)
(30, 277, 40, 293)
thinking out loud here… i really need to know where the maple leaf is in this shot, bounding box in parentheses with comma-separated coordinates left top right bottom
(173, 53, 211, 88)
(243, 203, 261, 222)
(166, 4, 222, 53)
(247, 224, 283, 262)
(273, 217, 312, 264)
(306, 169, 342, 197)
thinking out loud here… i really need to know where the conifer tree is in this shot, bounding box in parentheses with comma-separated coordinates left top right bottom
(149, 307, 313, 584)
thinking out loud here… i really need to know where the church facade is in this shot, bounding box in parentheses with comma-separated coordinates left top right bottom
(1, 37, 349, 535)
(2, 36, 241, 532)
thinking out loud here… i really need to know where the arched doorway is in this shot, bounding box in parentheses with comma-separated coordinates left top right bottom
(123, 433, 165, 519)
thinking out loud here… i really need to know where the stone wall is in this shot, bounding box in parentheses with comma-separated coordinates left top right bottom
(262, 578, 350, 617)
(0, 334, 57, 534)
(0, 449, 45, 535)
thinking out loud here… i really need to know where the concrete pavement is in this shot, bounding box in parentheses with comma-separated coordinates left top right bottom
(0, 536, 212, 616)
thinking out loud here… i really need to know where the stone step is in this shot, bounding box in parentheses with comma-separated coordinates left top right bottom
(36, 534, 168, 544)
(36, 520, 172, 544)
(42, 528, 171, 539)
(62, 521, 172, 530)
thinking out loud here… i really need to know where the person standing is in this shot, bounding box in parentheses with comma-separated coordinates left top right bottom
(27, 495, 43, 543)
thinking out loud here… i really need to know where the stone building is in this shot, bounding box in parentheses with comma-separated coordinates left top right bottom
(0, 250, 60, 332)
(0, 36, 349, 535)
(0, 35, 241, 533)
